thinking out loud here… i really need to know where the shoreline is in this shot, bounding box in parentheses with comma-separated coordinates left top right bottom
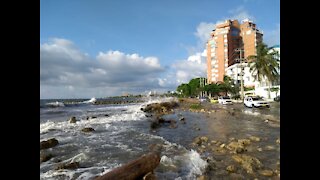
(143, 98, 280, 179)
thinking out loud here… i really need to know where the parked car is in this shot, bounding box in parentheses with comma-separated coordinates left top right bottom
(210, 97, 218, 104)
(244, 96, 270, 108)
(274, 95, 280, 102)
(199, 97, 208, 102)
(218, 96, 233, 105)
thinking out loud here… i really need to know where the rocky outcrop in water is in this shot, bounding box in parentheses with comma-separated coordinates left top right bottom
(81, 127, 95, 132)
(55, 162, 80, 170)
(40, 151, 53, 163)
(40, 138, 59, 150)
(232, 154, 263, 174)
(69, 116, 77, 123)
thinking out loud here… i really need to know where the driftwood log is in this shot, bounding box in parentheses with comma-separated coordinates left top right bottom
(95, 152, 160, 180)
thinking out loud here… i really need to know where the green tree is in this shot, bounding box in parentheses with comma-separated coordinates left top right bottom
(177, 83, 191, 97)
(204, 83, 220, 97)
(247, 42, 280, 99)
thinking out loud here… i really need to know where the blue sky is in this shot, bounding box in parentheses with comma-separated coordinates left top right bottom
(40, 0, 280, 99)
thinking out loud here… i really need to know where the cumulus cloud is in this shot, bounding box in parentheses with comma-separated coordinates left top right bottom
(40, 38, 165, 98)
(158, 49, 207, 88)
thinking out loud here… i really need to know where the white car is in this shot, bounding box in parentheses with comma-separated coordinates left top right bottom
(218, 96, 233, 105)
(244, 96, 270, 108)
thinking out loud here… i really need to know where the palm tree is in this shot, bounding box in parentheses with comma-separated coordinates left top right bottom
(247, 42, 280, 99)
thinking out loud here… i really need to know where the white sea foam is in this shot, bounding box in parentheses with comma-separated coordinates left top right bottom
(82, 97, 97, 104)
(45, 101, 65, 107)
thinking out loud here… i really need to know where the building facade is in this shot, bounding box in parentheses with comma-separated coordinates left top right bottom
(206, 19, 263, 84)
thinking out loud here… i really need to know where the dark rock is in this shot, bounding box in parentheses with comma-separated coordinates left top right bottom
(69, 116, 77, 123)
(40, 138, 59, 150)
(105, 114, 109, 117)
(150, 121, 160, 129)
(179, 117, 185, 121)
(55, 162, 80, 170)
(91, 116, 97, 119)
(81, 127, 95, 132)
(40, 152, 53, 163)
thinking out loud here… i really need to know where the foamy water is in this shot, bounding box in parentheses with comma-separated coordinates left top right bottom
(40, 96, 207, 180)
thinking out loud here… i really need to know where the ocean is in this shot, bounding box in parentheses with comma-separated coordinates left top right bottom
(40, 96, 208, 180)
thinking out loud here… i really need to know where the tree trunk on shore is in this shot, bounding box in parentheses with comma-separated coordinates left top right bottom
(94, 152, 160, 180)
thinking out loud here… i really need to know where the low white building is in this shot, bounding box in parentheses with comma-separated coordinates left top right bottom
(225, 62, 280, 100)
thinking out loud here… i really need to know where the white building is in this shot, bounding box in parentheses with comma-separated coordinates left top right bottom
(225, 45, 280, 100)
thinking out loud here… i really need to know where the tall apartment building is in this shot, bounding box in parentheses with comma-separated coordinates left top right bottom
(206, 19, 263, 84)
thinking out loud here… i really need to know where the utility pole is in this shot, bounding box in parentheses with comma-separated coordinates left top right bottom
(235, 47, 245, 101)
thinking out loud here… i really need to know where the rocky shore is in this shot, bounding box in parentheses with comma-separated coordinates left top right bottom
(141, 98, 280, 179)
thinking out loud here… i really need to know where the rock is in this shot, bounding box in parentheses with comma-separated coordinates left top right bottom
(40, 152, 53, 163)
(201, 145, 206, 149)
(211, 140, 217, 144)
(196, 127, 201, 131)
(91, 116, 97, 119)
(220, 144, 225, 148)
(238, 139, 251, 146)
(105, 114, 110, 117)
(56, 162, 80, 170)
(150, 121, 160, 129)
(276, 138, 280, 144)
(215, 141, 222, 146)
(200, 136, 209, 143)
(81, 127, 95, 132)
(249, 136, 261, 142)
(229, 137, 235, 142)
(179, 117, 185, 121)
(265, 120, 269, 123)
(232, 154, 263, 174)
(200, 109, 205, 112)
(259, 169, 274, 176)
(69, 116, 77, 123)
(226, 141, 245, 154)
(265, 145, 276, 150)
(226, 165, 236, 172)
(40, 138, 59, 150)
(257, 148, 263, 152)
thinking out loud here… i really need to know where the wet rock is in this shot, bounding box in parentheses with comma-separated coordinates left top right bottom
(55, 162, 80, 170)
(201, 145, 206, 149)
(238, 139, 251, 146)
(249, 136, 261, 142)
(220, 144, 225, 148)
(257, 148, 263, 152)
(215, 141, 222, 146)
(232, 154, 263, 174)
(91, 116, 97, 119)
(69, 116, 77, 123)
(200, 136, 209, 143)
(211, 140, 217, 144)
(150, 121, 160, 129)
(104, 114, 109, 117)
(81, 127, 95, 132)
(276, 138, 280, 144)
(200, 109, 205, 112)
(40, 152, 53, 163)
(226, 141, 245, 154)
(258, 169, 274, 176)
(196, 127, 201, 131)
(226, 165, 236, 172)
(179, 117, 185, 121)
(265, 145, 276, 150)
(40, 138, 59, 150)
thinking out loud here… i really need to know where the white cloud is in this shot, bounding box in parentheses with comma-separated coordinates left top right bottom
(40, 38, 166, 99)
(228, 6, 256, 22)
(158, 49, 207, 88)
(194, 22, 216, 45)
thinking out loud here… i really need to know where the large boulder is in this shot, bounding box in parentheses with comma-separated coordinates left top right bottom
(40, 138, 59, 150)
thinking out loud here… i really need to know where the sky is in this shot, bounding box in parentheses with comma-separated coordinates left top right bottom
(40, 0, 280, 99)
